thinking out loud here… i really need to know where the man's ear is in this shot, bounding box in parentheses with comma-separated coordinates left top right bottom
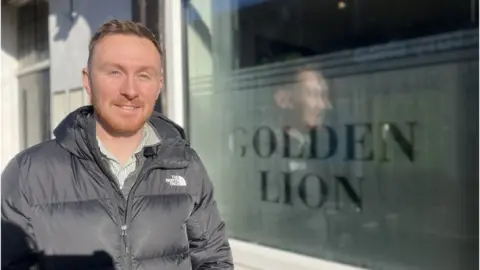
(82, 68, 92, 102)
(274, 89, 293, 109)
(156, 74, 164, 99)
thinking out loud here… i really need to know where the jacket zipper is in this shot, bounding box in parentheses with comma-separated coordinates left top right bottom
(122, 159, 182, 267)
(121, 224, 129, 257)
(89, 149, 129, 269)
(122, 154, 157, 269)
(95, 141, 185, 269)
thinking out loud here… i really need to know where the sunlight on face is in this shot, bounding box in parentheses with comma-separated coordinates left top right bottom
(83, 34, 163, 135)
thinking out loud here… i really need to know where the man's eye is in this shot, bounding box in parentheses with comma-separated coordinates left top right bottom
(110, 70, 121, 76)
(139, 73, 151, 80)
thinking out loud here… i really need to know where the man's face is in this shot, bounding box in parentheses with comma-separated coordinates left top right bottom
(291, 70, 331, 127)
(83, 34, 163, 135)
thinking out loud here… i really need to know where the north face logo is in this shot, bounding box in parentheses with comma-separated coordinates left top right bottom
(166, 175, 187, 186)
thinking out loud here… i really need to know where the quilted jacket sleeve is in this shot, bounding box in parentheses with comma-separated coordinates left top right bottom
(1, 156, 39, 270)
(187, 151, 234, 270)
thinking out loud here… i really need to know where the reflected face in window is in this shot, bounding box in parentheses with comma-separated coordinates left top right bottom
(288, 70, 332, 128)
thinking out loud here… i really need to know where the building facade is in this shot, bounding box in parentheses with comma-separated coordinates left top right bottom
(1, 0, 478, 269)
(182, 0, 479, 269)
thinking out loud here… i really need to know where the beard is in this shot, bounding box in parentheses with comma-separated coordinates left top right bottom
(91, 94, 151, 137)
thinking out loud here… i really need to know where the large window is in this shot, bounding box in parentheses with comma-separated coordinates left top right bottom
(184, 0, 478, 269)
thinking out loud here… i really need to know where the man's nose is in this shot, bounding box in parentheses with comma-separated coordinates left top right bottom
(317, 96, 332, 110)
(119, 76, 139, 99)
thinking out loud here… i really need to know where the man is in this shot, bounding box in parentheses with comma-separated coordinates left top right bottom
(1, 19, 233, 270)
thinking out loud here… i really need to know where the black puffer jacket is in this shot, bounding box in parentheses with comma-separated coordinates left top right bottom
(1, 106, 233, 270)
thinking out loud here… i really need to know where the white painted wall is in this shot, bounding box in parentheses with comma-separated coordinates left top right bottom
(0, 6, 20, 172)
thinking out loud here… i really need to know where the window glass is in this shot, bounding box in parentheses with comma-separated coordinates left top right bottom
(184, 0, 478, 269)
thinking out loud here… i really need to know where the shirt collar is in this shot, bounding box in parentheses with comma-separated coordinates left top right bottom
(97, 123, 161, 162)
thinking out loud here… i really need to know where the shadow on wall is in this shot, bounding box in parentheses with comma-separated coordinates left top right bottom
(51, 0, 91, 42)
(1, 220, 115, 269)
(53, 10, 80, 41)
(0, 1, 93, 56)
(50, 0, 131, 42)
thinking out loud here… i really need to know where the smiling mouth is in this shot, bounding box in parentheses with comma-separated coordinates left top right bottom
(115, 105, 140, 111)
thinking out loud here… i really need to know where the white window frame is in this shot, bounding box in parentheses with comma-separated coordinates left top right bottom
(163, 0, 186, 128)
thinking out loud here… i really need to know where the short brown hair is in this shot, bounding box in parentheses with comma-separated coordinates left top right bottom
(87, 19, 163, 67)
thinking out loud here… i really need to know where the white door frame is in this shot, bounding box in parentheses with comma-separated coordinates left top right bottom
(163, 0, 186, 128)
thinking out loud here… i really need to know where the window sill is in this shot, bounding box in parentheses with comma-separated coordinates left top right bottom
(229, 238, 366, 270)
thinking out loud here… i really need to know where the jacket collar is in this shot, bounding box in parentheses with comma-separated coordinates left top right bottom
(53, 106, 190, 169)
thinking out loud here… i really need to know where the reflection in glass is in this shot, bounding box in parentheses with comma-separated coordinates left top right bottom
(185, 0, 478, 269)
